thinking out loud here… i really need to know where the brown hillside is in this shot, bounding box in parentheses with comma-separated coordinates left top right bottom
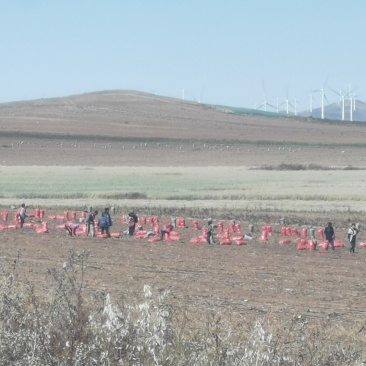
(1, 90, 366, 166)
(2, 90, 366, 143)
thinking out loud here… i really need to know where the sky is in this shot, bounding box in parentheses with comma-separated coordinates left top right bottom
(1, 0, 365, 113)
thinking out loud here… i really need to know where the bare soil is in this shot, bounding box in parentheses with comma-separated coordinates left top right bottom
(1, 213, 365, 328)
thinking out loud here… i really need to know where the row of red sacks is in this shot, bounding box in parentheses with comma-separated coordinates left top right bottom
(0, 209, 88, 224)
(279, 238, 346, 251)
(121, 215, 243, 233)
(281, 226, 325, 239)
(2, 209, 246, 236)
(3, 219, 366, 249)
(189, 228, 247, 245)
(0, 209, 46, 223)
(0, 222, 49, 234)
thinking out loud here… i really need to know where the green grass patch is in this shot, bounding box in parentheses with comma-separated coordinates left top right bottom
(2, 166, 366, 211)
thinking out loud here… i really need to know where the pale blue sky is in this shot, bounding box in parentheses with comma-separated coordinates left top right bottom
(1, 0, 364, 112)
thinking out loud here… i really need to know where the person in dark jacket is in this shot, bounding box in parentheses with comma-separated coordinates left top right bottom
(127, 211, 138, 236)
(128, 215, 135, 236)
(324, 222, 335, 251)
(348, 223, 358, 253)
(99, 208, 112, 237)
(86, 210, 98, 237)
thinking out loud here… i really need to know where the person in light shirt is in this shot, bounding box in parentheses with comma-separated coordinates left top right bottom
(348, 223, 358, 253)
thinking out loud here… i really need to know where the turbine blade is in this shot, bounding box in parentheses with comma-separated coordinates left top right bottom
(329, 87, 340, 96)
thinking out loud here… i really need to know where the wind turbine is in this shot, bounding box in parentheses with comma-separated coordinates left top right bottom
(349, 93, 353, 122)
(293, 97, 300, 116)
(279, 88, 294, 116)
(352, 91, 360, 112)
(344, 85, 359, 121)
(329, 88, 347, 121)
(258, 94, 276, 112)
(341, 91, 346, 121)
(311, 81, 329, 120)
(309, 94, 313, 113)
(256, 77, 276, 112)
(279, 96, 290, 115)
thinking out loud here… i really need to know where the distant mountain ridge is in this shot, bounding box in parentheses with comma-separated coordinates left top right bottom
(299, 99, 366, 122)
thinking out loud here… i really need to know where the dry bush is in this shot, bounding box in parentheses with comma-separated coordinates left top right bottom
(0, 251, 365, 365)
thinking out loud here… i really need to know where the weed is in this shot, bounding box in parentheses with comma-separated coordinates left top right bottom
(0, 252, 365, 364)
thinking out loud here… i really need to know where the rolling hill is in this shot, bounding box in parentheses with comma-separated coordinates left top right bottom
(2, 90, 366, 167)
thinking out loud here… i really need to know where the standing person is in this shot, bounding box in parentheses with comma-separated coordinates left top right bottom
(128, 211, 138, 236)
(348, 223, 359, 253)
(18, 203, 28, 228)
(64, 222, 80, 237)
(128, 215, 136, 236)
(207, 218, 216, 245)
(86, 210, 98, 237)
(324, 222, 335, 251)
(99, 208, 112, 237)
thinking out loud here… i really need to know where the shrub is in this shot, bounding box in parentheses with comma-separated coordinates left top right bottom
(0, 250, 365, 365)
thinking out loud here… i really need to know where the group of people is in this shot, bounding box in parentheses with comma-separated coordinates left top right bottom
(324, 221, 359, 253)
(13, 204, 361, 252)
(65, 208, 138, 238)
(65, 208, 111, 237)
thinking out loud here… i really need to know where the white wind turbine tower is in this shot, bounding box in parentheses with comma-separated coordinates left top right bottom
(352, 91, 360, 112)
(329, 87, 349, 121)
(279, 89, 293, 116)
(319, 87, 326, 119)
(341, 91, 346, 121)
(280, 96, 290, 115)
(347, 84, 355, 112)
(349, 93, 353, 122)
(280, 97, 295, 115)
(257, 79, 276, 112)
(311, 81, 328, 120)
(309, 94, 313, 113)
(347, 85, 359, 121)
(293, 97, 300, 116)
(259, 94, 269, 112)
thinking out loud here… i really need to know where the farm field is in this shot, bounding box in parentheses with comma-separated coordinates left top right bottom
(1, 209, 366, 329)
(1, 91, 366, 362)
(1, 166, 366, 213)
